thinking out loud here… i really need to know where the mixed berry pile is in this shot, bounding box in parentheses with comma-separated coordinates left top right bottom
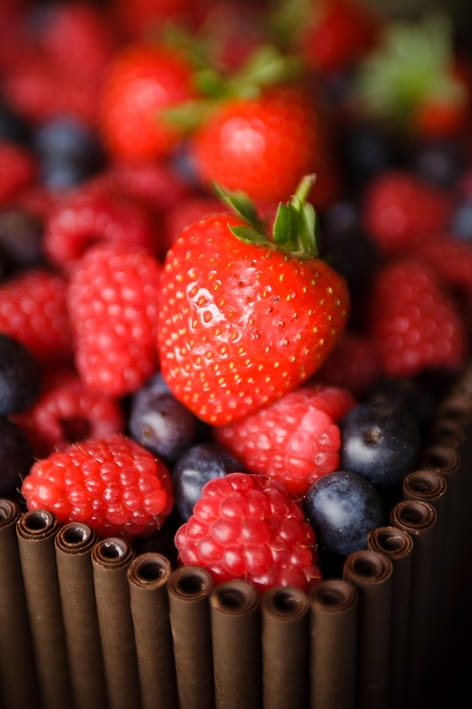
(1, 0, 472, 592)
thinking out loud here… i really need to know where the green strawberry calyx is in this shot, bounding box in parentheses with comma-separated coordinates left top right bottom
(214, 174, 319, 260)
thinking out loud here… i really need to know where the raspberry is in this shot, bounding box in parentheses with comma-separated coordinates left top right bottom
(44, 180, 157, 270)
(13, 368, 125, 458)
(0, 268, 73, 366)
(174, 472, 322, 592)
(314, 331, 381, 398)
(21, 433, 174, 539)
(67, 242, 162, 396)
(215, 383, 356, 497)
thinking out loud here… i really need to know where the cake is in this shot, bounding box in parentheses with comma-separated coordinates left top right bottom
(1, 1, 472, 708)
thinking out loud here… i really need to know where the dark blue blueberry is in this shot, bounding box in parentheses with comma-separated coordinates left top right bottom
(129, 373, 201, 462)
(412, 138, 464, 188)
(370, 377, 435, 435)
(172, 442, 244, 520)
(339, 401, 421, 487)
(340, 121, 398, 188)
(0, 208, 44, 272)
(0, 98, 31, 145)
(0, 334, 40, 415)
(304, 470, 385, 556)
(0, 417, 34, 498)
(450, 200, 472, 243)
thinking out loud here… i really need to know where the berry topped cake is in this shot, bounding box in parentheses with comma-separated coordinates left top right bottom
(1, 1, 471, 708)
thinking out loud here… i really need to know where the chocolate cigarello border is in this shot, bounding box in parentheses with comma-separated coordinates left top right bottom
(389, 500, 438, 706)
(91, 536, 140, 709)
(0, 500, 39, 709)
(437, 391, 472, 425)
(428, 415, 466, 448)
(16, 509, 73, 709)
(127, 552, 178, 709)
(261, 585, 310, 709)
(368, 526, 413, 709)
(55, 522, 107, 709)
(210, 579, 262, 709)
(309, 579, 358, 709)
(167, 565, 215, 709)
(343, 549, 393, 709)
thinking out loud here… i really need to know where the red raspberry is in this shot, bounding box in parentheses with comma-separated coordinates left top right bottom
(44, 180, 157, 270)
(362, 171, 452, 254)
(314, 331, 381, 398)
(13, 368, 125, 458)
(67, 242, 162, 396)
(21, 433, 174, 539)
(174, 472, 322, 592)
(369, 257, 468, 378)
(0, 141, 36, 205)
(0, 268, 73, 366)
(215, 383, 356, 497)
(411, 236, 472, 301)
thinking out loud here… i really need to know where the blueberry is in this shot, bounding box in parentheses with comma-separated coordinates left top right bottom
(0, 417, 34, 498)
(172, 442, 244, 520)
(339, 401, 421, 487)
(305, 470, 385, 556)
(129, 373, 201, 462)
(412, 138, 464, 188)
(450, 200, 472, 243)
(0, 334, 40, 415)
(0, 99, 31, 145)
(370, 377, 435, 435)
(0, 208, 44, 272)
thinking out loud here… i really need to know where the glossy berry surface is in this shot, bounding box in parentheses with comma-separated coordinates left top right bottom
(129, 373, 201, 462)
(21, 433, 174, 539)
(172, 442, 244, 520)
(339, 400, 421, 487)
(304, 470, 385, 556)
(175, 472, 322, 592)
(0, 333, 40, 414)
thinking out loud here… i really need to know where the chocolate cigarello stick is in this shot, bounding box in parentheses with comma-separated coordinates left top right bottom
(55, 522, 107, 709)
(367, 526, 413, 709)
(210, 579, 262, 709)
(167, 566, 215, 709)
(91, 536, 140, 709)
(16, 509, 73, 709)
(0, 500, 39, 709)
(389, 500, 437, 707)
(127, 552, 178, 709)
(309, 579, 358, 709)
(342, 549, 393, 709)
(261, 585, 310, 709)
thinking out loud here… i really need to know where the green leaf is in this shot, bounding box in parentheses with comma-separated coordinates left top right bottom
(273, 204, 300, 251)
(228, 225, 272, 247)
(213, 183, 266, 232)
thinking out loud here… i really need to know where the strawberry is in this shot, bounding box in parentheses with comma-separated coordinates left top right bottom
(157, 176, 350, 425)
(214, 382, 356, 497)
(362, 170, 452, 255)
(174, 471, 322, 592)
(368, 257, 468, 378)
(21, 433, 174, 539)
(67, 242, 163, 396)
(190, 84, 340, 205)
(99, 43, 197, 161)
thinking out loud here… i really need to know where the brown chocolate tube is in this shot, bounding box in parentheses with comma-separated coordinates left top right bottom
(91, 537, 140, 709)
(16, 509, 72, 709)
(210, 579, 262, 709)
(0, 500, 39, 709)
(127, 552, 178, 709)
(309, 579, 358, 709)
(55, 522, 108, 709)
(389, 500, 438, 707)
(367, 526, 413, 709)
(342, 549, 393, 709)
(167, 566, 215, 709)
(261, 585, 310, 709)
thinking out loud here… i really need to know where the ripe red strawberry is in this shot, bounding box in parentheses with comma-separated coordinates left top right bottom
(215, 382, 356, 497)
(21, 433, 174, 539)
(157, 177, 350, 425)
(0, 268, 73, 366)
(190, 85, 340, 206)
(67, 242, 162, 396)
(44, 180, 157, 270)
(13, 368, 125, 458)
(99, 43, 197, 161)
(368, 257, 468, 378)
(298, 0, 381, 75)
(0, 141, 36, 205)
(174, 472, 322, 592)
(362, 171, 452, 255)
